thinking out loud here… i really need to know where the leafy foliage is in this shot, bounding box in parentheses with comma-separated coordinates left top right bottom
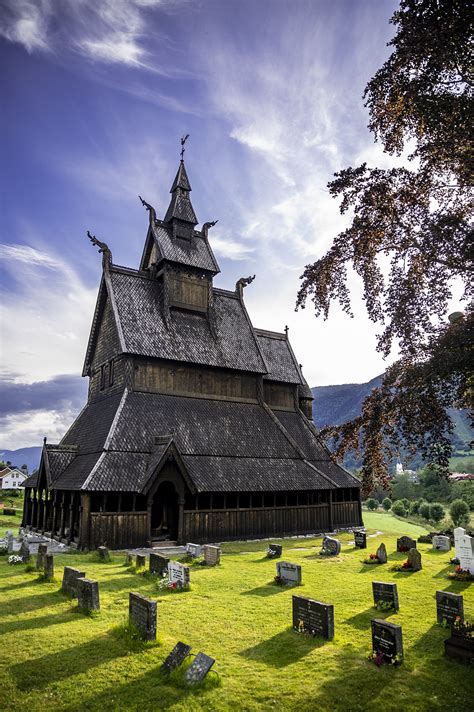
(392, 500, 408, 517)
(382, 497, 392, 511)
(297, 0, 473, 496)
(365, 498, 379, 511)
(450, 498, 470, 526)
(429, 502, 445, 524)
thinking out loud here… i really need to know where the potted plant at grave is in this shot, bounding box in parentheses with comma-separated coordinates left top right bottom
(363, 553, 381, 564)
(447, 566, 474, 582)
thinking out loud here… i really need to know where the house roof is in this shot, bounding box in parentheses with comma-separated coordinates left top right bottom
(48, 389, 359, 493)
(98, 269, 268, 374)
(149, 221, 220, 273)
(255, 329, 303, 384)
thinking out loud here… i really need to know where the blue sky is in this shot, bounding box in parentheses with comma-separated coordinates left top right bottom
(0, 0, 402, 449)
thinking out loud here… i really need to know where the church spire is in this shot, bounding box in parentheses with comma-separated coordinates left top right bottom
(163, 136, 198, 231)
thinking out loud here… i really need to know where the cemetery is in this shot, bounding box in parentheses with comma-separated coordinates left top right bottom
(0, 511, 472, 710)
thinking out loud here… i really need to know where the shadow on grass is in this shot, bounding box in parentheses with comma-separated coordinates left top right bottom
(241, 583, 294, 597)
(432, 565, 453, 579)
(10, 633, 129, 691)
(358, 563, 386, 573)
(0, 590, 63, 617)
(346, 606, 398, 632)
(240, 627, 325, 668)
(0, 578, 40, 593)
(0, 610, 79, 636)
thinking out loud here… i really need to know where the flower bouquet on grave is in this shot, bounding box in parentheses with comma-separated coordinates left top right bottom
(374, 600, 394, 612)
(8, 555, 22, 565)
(391, 559, 413, 572)
(398, 545, 410, 553)
(450, 557, 460, 565)
(266, 547, 280, 558)
(363, 553, 381, 564)
(274, 575, 284, 586)
(447, 565, 474, 582)
(368, 650, 402, 667)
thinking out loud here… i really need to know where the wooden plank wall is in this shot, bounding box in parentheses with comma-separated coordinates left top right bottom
(332, 502, 361, 528)
(89, 512, 148, 549)
(182, 503, 339, 543)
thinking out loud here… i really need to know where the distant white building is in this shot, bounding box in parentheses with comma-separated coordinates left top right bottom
(394, 461, 419, 483)
(0, 467, 27, 490)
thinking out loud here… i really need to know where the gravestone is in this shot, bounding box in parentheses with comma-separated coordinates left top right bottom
(371, 619, 403, 664)
(184, 652, 215, 685)
(44, 554, 54, 580)
(376, 542, 387, 563)
(136, 554, 146, 569)
(444, 621, 474, 665)
(267, 544, 282, 558)
(19, 540, 30, 563)
(322, 536, 341, 556)
(77, 578, 100, 612)
(129, 592, 157, 641)
(292, 595, 334, 640)
(432, 535, 451, 551)
(186, 543, 202, 558)
(407, 548, 422, 571)
(397, 536, 417, 552)
(354, 531, 367, 549)
(62, 566, 86, 597)
(276, 561, 302, 585)
(97, 546, 110, 562)
(125, 553, 133, 566)
(36, 543, 48, 571)
(454, 527, 474, 574)
(203, 545, 221, 566)
(168, 560, 190, 588)
(436, 591, 464, 625)
(372, 581, 399, 610)
(7, 532, 14, 553)
(161, 642, 192, 673)
(150, 553, 169, 576)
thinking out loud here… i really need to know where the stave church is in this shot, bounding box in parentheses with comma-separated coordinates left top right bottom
(22, 144, 362, 549)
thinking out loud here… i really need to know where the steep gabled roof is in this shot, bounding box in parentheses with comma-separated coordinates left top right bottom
(255, 329, 303, 384)
(145, 221, 220, 274)
(164, 160, 198, 225)
(51, 390, 359, 493)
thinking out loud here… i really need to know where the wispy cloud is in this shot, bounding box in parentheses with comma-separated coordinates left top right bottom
(0, 0, 52, 53)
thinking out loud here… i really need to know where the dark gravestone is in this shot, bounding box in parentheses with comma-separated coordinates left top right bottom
(397, 536, 417, 552)
(125, 553, 133, 566)
(184, 652, 215, 685)
(407, 548, 422, 571)
(436, 591, 464, 625)
(19, 540, 30, 563)
(136, 554, 146, 569)
(161, 642, 192, 673)
(36, 543, 48, 571)
(62, 566, 86, 597)
(322, 536, 341, 556)
(203, 545, 221, 566)
(77, 578, 100, 612)
(150, 553, 169, 576)
(444, 621, 474, 665)
(372, 581, 399, 610)
(268, 544, 283, 558)
(276, 561, 302, 585)
(97, 546, 110, 562)
(376, 543, 387, 563)
(354, 531, 367, 549)
(129, 592, 157, 641)
(371, 619, 403, 664)
(292, 595, 334, 640)
(44, 554, 54, 581)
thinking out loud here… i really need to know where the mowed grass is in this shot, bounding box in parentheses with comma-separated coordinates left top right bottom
(0, 514, 473, 712)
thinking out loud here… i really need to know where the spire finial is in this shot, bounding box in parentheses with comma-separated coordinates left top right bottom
(180, 134, 189, 161)
(284, 325, 289, 337)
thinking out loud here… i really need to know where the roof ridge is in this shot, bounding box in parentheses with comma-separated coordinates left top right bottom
(254, 328, 286, 339)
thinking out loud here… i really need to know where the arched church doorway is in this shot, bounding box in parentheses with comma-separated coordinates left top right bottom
(151, 481, 179, 540)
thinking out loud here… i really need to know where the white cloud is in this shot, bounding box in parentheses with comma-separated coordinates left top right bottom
(0, 410, 76, 450)
(0, 240, 96, 383)
(0, 0, 52, 53)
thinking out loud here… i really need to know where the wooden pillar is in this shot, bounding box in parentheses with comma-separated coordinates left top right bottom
(59, 492, 67, 538)
(31, 490, 38, 528)
(22, 489, 30, 527)
(36, 490, 43, 530)
(357, 491, 363, 526)
(78, 492, 91, 550)
(147, 498, 153, 540)
(51, 491, 58, 537)
(67, 493, 75, 543)
(328, 490, 334, 532)
(177, 496, 185, 544)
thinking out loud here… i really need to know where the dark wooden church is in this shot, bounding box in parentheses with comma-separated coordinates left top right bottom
(22, 150, 362, 548)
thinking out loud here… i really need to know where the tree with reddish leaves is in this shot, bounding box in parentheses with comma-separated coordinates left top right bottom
(297, 0, 473, 496)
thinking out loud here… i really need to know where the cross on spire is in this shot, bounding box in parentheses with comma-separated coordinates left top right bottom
(180, 134, 189, 161)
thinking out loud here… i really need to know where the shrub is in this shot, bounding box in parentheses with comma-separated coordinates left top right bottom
(410, 499, 424, 515)
(391, 500, 407, 517)
(449, 499, 470, 527)
(365, 498, 378, 511)
(382, 497, 392, 511)
(429, 503, 445, 524)
(419, 502, 431, 520)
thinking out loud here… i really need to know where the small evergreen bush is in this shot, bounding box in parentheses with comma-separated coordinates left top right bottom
(382, 497, 392, 511)
(429, 503, 445, 524)
(449, 499, 470, 527)
(419, 502, 431, 520)
(365, 498, 378, 511)
(391, 500, 407, 517)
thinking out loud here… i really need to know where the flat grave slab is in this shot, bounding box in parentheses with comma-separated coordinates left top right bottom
(184, 652, 215, 685)
(292, 595, 334, 640)
(161, 642, 192, 673)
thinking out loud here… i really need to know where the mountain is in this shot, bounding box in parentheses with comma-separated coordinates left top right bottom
(311, 376, 472, 471)
(0, 446, 42, 473)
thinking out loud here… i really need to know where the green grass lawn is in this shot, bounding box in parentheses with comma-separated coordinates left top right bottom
(0, 513, 472, 712)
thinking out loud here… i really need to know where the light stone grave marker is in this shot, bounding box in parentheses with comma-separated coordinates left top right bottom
(276, 561, 302, 585)
(97, 546, 110, 562)
(44, 553, 54, 580)
(168, 560, 190, 588)
(432, 535, 451, 551)
(203, 545, 221, 566)
(186, 543, 202, 558)
(62, 566, 86, 597)
(77, 578, 100, 612)
(407, 548, 422, 571)
(36, 543, 48, 571)
(454, 527, 474, 574)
